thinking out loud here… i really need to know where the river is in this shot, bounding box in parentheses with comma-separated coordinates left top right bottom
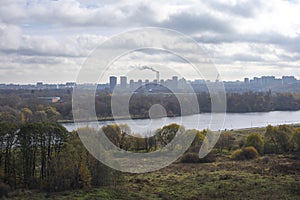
(62, 110, 300, 134)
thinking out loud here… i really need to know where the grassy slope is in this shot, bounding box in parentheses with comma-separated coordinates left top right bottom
(9, 154, 300, 200)
(8, 126, 300, 200)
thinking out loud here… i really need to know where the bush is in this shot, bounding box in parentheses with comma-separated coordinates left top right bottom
(231, 146, 259, 161)
(245, 133, 264, 155)
(291, 129, 300, 151)
(181, 153, 200, 163)
(265, 125, 291, 153)
(264, 142, 278, 154)
(199, 152, 216, 163)
(181, 152, 216, 163)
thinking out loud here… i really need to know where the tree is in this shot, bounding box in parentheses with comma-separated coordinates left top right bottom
(34, 110, 47, 122)
(17, 123, 39, 188)
(41, 131, 90, 192)
(45, 106, 60, 122)
(17, 122, 68, 189)
(216, 131, 235, 152)
(245, 133, 264, 155)
(20, 108, 33, 123)
(102, 124, 122, 148)
(155, 124, 184, 149)
(186, 129, 205, 153)
(0, 123, 18, 186)
(265, 125, 291, 153)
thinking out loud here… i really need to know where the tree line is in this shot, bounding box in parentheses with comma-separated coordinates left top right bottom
(0, 122, 121, 193)
(1, 91, 300, 122)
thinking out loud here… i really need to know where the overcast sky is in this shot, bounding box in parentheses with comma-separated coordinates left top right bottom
(1, 0, 300, 83)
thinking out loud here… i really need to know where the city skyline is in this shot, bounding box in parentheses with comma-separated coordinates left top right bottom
(1, 75, 299, 90)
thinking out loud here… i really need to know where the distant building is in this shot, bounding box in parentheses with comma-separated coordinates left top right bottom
(109, 76, 117, 91)
(282, 76, 296, 84)
(253, 77, 261, 85)
(36, 82, 43, 89)
(172, 76, 178, 89)
(160, 79, 165, 85)
(178, 78, 187, 89)
(66, 82, 75, 88)
(138, 80, 143, 87)
(145, 79, 150, 89)
(261, 76, 275, 85)
(244, 78, 249, 84)
(120, 76, 127, 89)
(130, 80, 134, 90)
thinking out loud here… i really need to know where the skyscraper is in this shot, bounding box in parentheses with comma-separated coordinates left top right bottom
(120, 76, 127, 89)
(109, 76, 117, 91)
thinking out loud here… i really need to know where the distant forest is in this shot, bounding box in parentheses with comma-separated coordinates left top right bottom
(1, 89, 300, 123)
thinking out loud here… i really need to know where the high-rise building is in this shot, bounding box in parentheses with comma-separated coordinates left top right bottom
(120, 76, 127, 89)
(129, 80, 134, 90)
(172, 76, 178, 89)
(36, 82, 43, 89)
(160, 79, 165, 85)
(178, 78, 187, 89)
(109, 76, 117, 90)
(138, 80, 143, 87)
(282, 76, 296, 85)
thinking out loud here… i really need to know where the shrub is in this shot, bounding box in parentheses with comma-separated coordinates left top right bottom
(265, 125, 291, 153)
(199, 153, 216, 163)
(245, 133, 264, 155)
(181, 153, 200, 163)
(231, 146, 259, 161)
(181, 152, 216, 163)
(291, 129, 300, 151)
(264, 142, 278, 154)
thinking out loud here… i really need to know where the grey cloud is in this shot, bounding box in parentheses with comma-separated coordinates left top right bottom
(0, 33, 107, 58)
(277, 53, 300, 62)
(204, 0, 262, 18)
(13, 56, 64, 65)
(0, 1, 235, 34)
(230, 53, 264, 62)
(159, 12, 234, 34)
(195, 32, 300, 53)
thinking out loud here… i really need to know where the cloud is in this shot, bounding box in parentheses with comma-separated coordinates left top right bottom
(204, 0, 262, 18)
(157, 11, 234, 34)
(1, 0, 300, 83)
(0, 23, 22, 50)
(0, 30, 107, 58)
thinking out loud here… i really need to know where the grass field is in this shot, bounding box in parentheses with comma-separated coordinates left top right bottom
(9, 153, 300, 200)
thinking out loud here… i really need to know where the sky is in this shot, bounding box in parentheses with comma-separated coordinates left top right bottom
(1, 0, 300, 83)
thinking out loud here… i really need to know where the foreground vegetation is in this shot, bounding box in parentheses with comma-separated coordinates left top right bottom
(7, 154, 300, 199)
(0, 120, 300, 199)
